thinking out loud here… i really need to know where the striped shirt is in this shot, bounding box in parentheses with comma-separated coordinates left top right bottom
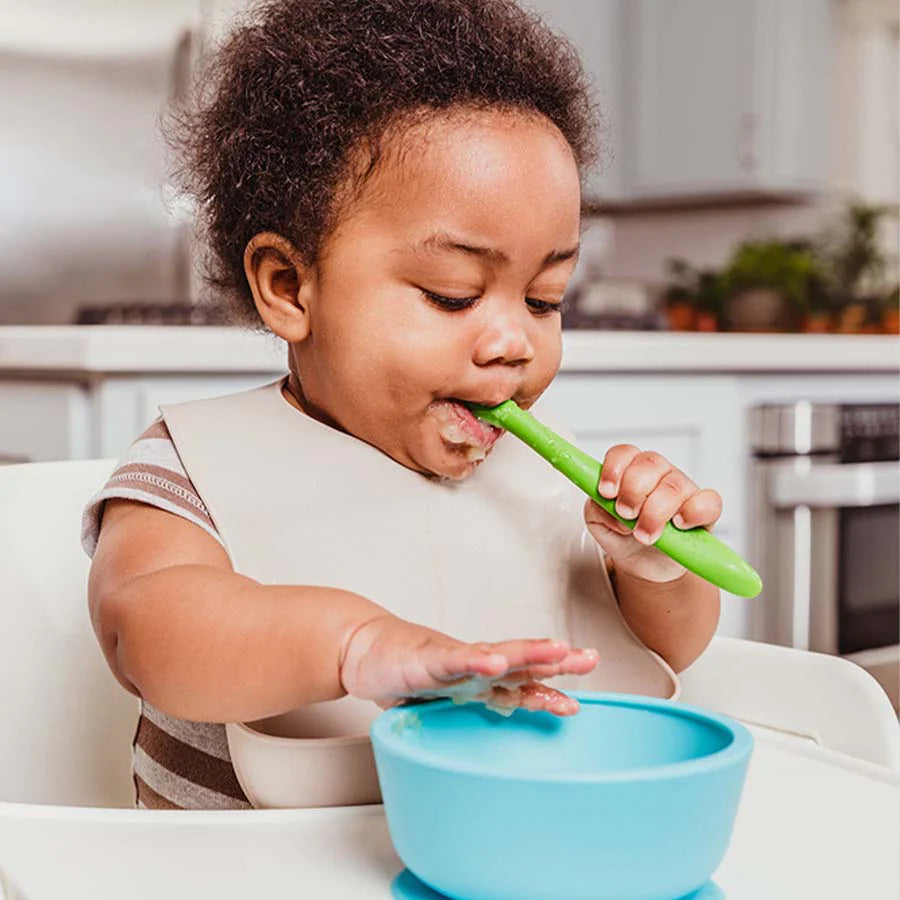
(82, 421, 252, 810)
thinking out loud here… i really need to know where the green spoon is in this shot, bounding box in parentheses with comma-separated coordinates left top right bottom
(469, 400, 762, 598)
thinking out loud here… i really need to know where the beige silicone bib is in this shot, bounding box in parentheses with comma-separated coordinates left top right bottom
(162, 379, 677, 807)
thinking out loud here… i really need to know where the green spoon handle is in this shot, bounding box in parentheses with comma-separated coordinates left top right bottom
(471, 400, 762, 598)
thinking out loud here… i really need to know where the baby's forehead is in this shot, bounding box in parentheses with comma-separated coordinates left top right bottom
(346, 107, 576, 204)
(382, 105, 565, 161)
(325, 114, 581, 268)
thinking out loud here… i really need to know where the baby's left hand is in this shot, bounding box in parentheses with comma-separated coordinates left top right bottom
(584, 444, 722, 583)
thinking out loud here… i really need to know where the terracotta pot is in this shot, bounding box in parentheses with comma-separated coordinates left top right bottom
(881, 309, 900, 334)
(695, 312, 719, 332)
(835, 303, 867, 334)
(666, 302, 697, 331)
(801, 313, 831, 333)
(724, 288, 792, 332)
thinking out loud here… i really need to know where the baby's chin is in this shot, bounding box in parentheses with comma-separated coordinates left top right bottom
(430, 439, 496, 481)
(423, 403, 503, 479)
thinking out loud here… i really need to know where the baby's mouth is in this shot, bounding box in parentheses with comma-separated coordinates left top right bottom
(431, 398, 504, 462)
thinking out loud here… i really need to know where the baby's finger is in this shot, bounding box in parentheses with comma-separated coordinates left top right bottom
(597, 444, 641, 500)
(585, 500, 632, 535)
(615, 450, 673, 521)
(499, 682, 580, 716)
(505, 647, 599, 680)
(426, 638, 569, 686)
(424, 643, 509, 685)
(673, 488, 723, 530)
(632, 469, 697, 545)
(481, 638, 571, 672)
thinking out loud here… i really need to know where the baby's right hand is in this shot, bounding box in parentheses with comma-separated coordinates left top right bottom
(339, 614, 599, 716)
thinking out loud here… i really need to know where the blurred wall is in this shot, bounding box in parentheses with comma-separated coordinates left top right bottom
(0, 1, 197, 324)
(1, 0, 896, 323)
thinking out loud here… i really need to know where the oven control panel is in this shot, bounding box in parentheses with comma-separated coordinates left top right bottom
(840, 404, 899, 463)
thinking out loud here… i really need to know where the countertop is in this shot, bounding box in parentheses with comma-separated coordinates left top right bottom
(1, 730, 897, 899)
(0, 326, 896, 375)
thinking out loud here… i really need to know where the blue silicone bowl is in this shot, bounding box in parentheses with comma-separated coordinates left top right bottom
(371, 693, 752, 900)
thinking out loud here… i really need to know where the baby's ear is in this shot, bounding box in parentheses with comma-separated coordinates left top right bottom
(243, 232, 313, 342)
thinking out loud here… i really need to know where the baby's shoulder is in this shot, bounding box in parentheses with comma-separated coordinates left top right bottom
(80, 419, 223, 557)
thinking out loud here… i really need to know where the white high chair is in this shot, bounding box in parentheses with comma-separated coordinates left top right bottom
(0, 459, 137, 810)
(678, 635, 899, 770)
(0, 459, 898, 900)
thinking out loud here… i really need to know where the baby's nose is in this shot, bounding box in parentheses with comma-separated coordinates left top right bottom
(472, 307, 535, 367)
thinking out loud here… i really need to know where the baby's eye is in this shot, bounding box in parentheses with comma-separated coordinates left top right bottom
(526, 297, 563, 315)
(422, 290, 479, 312)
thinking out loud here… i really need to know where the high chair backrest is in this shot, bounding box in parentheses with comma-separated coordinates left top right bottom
(678, 635, 900, 770)
(0, 460, 139, 807)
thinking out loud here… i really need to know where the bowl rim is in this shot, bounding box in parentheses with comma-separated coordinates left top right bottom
(226, 720, 372, 748)
(370, 692, 753, 784)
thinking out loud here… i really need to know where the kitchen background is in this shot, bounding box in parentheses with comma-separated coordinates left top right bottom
(1, 1, 898, 703)
(1, 0, 898, 328)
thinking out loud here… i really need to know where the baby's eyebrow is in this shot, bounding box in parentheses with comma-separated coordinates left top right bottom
(412, 231, 579, 268)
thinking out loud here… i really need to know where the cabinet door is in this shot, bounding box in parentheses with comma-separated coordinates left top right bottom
(545, 374, 742, 531)
(94, 373, 285, 458)
(544, 374, 753, 638)
(0, 381, 90, 463)
(523, 0, 625, 200)
(624, 0, 831, 199)
(625, 0, 758, 196)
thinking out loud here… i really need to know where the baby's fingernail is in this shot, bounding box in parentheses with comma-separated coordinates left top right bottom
(616, 503, 636, 519)
(599, 480, 616, 498)
(673, 514, 687, 529)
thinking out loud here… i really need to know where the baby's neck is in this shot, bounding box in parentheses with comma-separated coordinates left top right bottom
(280, 374, 347, 436)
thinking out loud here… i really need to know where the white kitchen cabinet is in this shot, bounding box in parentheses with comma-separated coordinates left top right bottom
(0, 374, 284, 464)
(622, 0, 832, 200)
(547, 373, 742, 528)
(92, 374, 282, 458)
(834, 0, 900, 207)
(0, 381, 91, 463)
(529, 0, 833, 203)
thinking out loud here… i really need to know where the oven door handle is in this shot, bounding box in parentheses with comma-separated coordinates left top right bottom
(768, 460, 899, 509)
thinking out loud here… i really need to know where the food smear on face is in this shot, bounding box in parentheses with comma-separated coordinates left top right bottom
(432, 400, 503, 462)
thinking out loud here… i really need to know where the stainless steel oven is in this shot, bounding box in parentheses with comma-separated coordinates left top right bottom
(750, 402, 899, 709)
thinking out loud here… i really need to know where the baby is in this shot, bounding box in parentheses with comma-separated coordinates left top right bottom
(84, 0, 721, 810)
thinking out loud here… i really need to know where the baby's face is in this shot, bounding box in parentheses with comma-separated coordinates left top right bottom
(294, 110, 581, 479)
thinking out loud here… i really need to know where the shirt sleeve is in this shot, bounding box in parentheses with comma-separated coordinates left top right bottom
(80, 419, 225, 558)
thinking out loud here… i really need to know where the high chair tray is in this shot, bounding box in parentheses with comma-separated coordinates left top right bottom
(0, 735, 896, 900)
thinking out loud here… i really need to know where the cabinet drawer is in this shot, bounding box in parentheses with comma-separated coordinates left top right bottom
(0, 381, 90, 462)
(95, 373, 285, 458)
(545, 374, 743, 531)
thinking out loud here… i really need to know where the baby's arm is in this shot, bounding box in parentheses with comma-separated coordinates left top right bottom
(90, 500, 598, 723)
(585, 445, 722, 673)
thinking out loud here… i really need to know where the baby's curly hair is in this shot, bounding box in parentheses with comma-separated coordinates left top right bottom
(172, 0, 599, 326)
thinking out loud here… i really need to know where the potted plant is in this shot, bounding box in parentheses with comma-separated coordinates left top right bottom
(799, 257, 835, 333)
(817, 203, 892, 333)
(880, 287, 899, 334)
(694, 270, 724, 332)
(661, 258, 698, 331)
(719, 239, 818, 332)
